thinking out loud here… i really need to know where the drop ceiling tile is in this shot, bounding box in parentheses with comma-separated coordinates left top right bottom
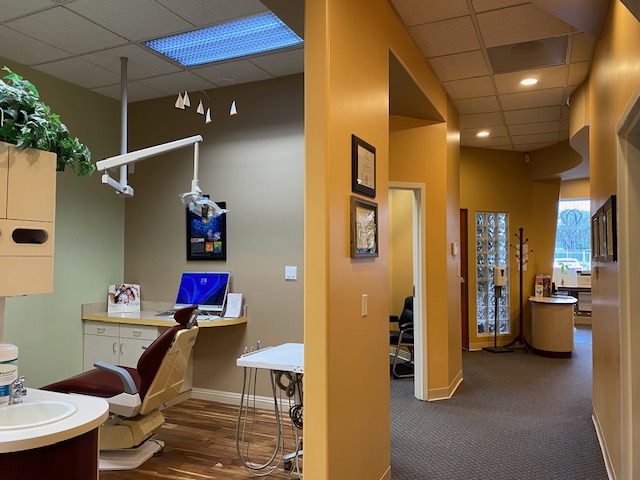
(508, 121, 560, 135)
(570, 32, 595, 63)
(66, 0, 192, 41)
(568, 61, 590, 85)
(559, 131, 570, 141)
(249, 48, 304, 77)
(459, 112, 504, 129)
(410, 16, 480, 57)
(156, 0, 268, 26)
(560, 119, 570, 130)
(491, 145, 516, 150)
(477, 3, 572, 48)
(81, 45, 182, 80)
(429, 51, 490, 82)
(561, 105, 570, 120)
(471, 0, 529, 13)
(503, 105, 561, 124)
(138, 71, 214, 96)
(0, 25, 70, 65)
(442, 76, 496, 99)
(453, 96, 500, 114)
(33, 57, 121, 89)
(493, 65, 568, 94)
(6, 7, 126, 55)
(391, 0, 470, 26)
(92, 81, 167, 102)
(192, 59, 273, 85)
(500, 87, 564, 111)
(0, 0, 52, 22)
(464, 136, 512, 147)
(513, 142, 556, 151)
(512, 132, 559, 145)
(461, 125, 508, 139)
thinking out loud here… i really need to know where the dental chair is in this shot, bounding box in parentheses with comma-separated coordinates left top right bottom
(42, 305, 200, 470)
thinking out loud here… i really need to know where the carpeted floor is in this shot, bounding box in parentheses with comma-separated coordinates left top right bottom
(390, 327, 607, 479)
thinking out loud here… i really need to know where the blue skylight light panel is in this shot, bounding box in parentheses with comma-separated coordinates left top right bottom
(144, 12, 303, 67)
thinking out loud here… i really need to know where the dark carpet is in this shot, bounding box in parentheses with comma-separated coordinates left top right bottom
(390, 328, 607, 480)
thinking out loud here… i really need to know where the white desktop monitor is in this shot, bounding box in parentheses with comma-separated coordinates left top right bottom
(174, 271, 230, 313)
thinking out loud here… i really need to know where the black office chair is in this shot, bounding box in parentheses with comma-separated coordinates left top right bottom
(389, 296, 414, 378)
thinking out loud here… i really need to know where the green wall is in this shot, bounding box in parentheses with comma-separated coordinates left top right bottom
(1, 58, 123, 387)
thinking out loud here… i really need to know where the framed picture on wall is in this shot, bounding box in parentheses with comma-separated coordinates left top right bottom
(604, 195, 617, 262)
(186, 201, 227, 261)
(591, 212, 601, 261)
(351, 134, 376, 198)
(350, 196, 378, 258)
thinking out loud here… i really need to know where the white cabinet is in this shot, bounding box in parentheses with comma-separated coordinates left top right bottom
(83, 321, 160, 371)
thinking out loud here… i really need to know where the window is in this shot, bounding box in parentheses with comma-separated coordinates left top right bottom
(476, 212, 509, 336)
(554, 199, 591, 271)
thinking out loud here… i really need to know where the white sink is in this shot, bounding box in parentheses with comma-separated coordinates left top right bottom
(0, 400, 78, 430)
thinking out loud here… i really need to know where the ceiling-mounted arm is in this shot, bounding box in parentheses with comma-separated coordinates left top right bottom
(96, 135, 204, 197)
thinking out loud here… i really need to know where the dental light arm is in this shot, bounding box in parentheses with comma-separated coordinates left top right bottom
(96, 135, 204, 197)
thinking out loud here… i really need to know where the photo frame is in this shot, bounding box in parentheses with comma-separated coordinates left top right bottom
(186, 200, 227, 261)
(350, 196, 378, 258)
(591, 213, 600, 261)
(351, 134, 376, 198)
(604, 195, 617, 262)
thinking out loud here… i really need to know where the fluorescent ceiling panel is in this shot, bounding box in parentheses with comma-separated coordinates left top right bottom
(144, 12, 303, 67)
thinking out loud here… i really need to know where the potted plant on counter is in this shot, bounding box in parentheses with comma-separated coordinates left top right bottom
(0, 67, 93, 178)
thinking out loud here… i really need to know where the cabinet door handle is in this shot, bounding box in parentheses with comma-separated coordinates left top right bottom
(133, 330, 142, 337)
(113, 342, 117, 354)
(97, 327, 106, 334)
(120, 343, 124, 355)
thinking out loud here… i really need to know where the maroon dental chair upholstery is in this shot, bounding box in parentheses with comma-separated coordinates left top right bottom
(43, 305, 200, 470)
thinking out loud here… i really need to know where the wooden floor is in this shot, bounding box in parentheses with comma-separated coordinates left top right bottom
(100, 399, 302, 480)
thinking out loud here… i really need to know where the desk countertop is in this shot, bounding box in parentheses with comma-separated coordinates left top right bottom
(529, 295, 578, 305)
(83, 311, 247, 328)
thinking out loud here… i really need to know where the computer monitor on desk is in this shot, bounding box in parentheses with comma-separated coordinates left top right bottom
(174, 271, 230, 315)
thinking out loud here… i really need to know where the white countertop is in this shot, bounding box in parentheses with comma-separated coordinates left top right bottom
(0, 388, 108, 453)
(529, 295, 578, 305)
(237, 343, 303, 373)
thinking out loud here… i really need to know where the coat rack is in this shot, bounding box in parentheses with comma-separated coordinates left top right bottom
(505, 227, 532, 352)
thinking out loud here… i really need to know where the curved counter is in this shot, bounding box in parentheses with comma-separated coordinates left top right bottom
(0, 388, 108, 479)
(529, 296, 577, 358)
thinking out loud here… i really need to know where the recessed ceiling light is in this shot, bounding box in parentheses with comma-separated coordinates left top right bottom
(144, 12, 303, 67)
(520, 78, 539, 86)
(476, 131, 490, 137)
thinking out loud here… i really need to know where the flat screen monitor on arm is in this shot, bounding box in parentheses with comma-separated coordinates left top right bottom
(174, 271, 231, 314)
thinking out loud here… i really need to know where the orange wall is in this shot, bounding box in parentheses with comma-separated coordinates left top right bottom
(460, 147, 560, 349)
(582, 1, 640, 477)
(304, 0, 457, 478)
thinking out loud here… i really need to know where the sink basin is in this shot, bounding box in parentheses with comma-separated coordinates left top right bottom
(0, 401, 77, 430)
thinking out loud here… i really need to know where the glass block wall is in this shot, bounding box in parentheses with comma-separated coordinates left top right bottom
(476, 212, 509, 336)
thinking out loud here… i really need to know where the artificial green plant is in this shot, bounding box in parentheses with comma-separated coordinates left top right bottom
(0, 67, 93, 178)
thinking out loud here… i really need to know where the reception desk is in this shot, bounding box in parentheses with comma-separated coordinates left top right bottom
(529, 296, 577, 358)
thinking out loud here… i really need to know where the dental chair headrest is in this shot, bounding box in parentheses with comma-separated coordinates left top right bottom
(175, 305, 199, 328)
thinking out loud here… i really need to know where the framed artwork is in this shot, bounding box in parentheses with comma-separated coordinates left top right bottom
(351, 134, 376, 198)
(186, 201, 227, 260)
(597, 207, 605, 263)
(591, 212, 601, 261)
(350, 196, 378, 258)
(604, 195, 617, 262)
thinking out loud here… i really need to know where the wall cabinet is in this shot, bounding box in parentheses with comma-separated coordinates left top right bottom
(0, 142, 56, 296)
(83, 320, 160, 371)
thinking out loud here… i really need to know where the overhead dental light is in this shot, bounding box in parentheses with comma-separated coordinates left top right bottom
(96, 135, 227, 220)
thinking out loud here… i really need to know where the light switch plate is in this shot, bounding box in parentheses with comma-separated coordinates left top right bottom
(285, 266, 297, 280)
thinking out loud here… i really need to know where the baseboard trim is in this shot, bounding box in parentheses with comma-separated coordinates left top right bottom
(380, 465, 391, 480)
(592, 407, 616, 480)
(428, 369, 463, 401)
(191, 387, 291, 412)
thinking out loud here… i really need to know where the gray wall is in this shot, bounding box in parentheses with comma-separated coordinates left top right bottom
(1, 58, 123, 387)
(125, 74, 304, 394)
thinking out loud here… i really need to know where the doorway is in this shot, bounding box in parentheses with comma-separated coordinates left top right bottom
(389, 182, 426, 400)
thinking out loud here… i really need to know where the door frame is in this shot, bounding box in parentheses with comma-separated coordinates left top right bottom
(460, 209, 469, 350)
(617, 84, 640, 479)
(389, 182, 427, 400)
